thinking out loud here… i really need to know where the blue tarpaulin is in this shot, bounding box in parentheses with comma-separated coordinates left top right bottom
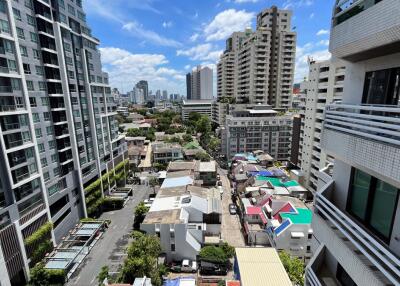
(163, 277, 196, 286)
(249, 171, 274, 177)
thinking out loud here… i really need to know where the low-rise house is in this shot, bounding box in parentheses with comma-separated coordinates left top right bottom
(126, 136, 146, 148)
(152, 143, 184, 164)
(196, 161, 217, 186)
(140, 185, 221, 262)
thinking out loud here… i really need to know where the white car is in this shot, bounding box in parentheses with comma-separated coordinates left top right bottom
(181, 260, 197, 273)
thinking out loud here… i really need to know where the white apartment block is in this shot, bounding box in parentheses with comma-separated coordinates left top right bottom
(217, 6, 296, 109)
(181, 99, 213, 122)
(298, 60, 346, 193)
(222, 105, 292, 161)
(306, 1, 400, 286)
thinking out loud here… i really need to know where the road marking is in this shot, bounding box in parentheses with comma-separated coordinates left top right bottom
(90, 276, 96, 284)
(74, 276, 80, 284)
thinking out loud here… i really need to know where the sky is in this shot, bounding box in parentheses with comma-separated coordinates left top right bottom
(84, 0, 332, 96)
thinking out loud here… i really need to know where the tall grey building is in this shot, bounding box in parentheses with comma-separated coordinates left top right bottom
(217, 6, 296, 108)
(0, 0, 127, 284)
(135, 80, 148, 101)
(190, 65, 213, 100)
(186, 72, 192, 100)
(306, 1, 400, 286)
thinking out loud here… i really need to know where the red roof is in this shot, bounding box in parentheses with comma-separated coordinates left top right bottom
(273, 202, 295, 220)
(226, 281, 241, 286)
(247, 206, 262, 215)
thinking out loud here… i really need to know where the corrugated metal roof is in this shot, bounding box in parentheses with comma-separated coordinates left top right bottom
(161, 176, 193, 189)
(235, 248, 292, 286)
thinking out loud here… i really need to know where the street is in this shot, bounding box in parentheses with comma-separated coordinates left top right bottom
(67, 185, 150, 286)
(218, 167, 245, 247)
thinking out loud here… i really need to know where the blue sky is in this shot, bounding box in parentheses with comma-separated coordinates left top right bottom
(84, 0, 332, 95)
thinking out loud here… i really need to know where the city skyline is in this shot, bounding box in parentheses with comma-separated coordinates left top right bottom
(84, 0, 332, 95)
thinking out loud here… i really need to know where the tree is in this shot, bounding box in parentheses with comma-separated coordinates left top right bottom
(29, 263, 49, 286)
(199, 246, 229, 264)
(119, 232, 163, 285)
(208, 137, 221, 153)
(153, 162, 167, 171)
(134, 202, 150, 218)
(97, 266, 110, 286)
(220, 242, 235, 259)
(278, 251, 305, 286)
(182, 134, 193, 143)
(196, 115, 211, 135)
(149, 177, 159, 194)
(195, 151, 211, 162)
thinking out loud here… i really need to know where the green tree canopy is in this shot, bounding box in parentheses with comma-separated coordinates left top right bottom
(279, 251, 305, 286)
(199, 246, 229, 264)
(134, 202, 150, 218)
(195, 151, 211, 162)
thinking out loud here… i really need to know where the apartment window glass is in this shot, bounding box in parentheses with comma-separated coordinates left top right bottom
(20, 45, 28, 57)
(41, 157, 48, 167)
(348, 168, 399, 241)
(30, 32, 38, 43)
(32, 113, 40, 123)
(38, 143, 45, 153)
(0, 0, 5, 13)
(59, 12, 67, 24)
(12, 8, 21, 21)
(26, 80, 34, 91)
(51, 154, 58, 162)
(49, 140, 55, 149)
(35, 128, 42, 138)
(29, 97, 36, 107)
(43, 112, 50, 121)
(33, 49, 40, 59)
(46, 126, 53, 135)
(8, 60, 17, 71)
(35, 66, 44, 75)
(41, 97, 49, 106)
(27, 14, 35, 26)
(16, 27, 24, 39)
(39, 81, 46, 91)
(68, 4, 75, 15)
(0, 19, 10, 34)
(23, 63, 31, 74)
(43, 172, 50, 182)
(362, 67, 400, 106)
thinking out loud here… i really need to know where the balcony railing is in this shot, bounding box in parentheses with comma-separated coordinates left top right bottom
(324, 103, 400, 146)
(315, 179, 400, 285)
(0, 104, 25, 112)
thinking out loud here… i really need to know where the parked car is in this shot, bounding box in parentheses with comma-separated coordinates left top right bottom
(229, 203, 237, 215)
(200, 261, 228, 275)
(181, 259, 197, 273)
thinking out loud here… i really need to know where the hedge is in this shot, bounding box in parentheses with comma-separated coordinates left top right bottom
(103, 197, 124, 210)
(25, 222, 53, 247)
(30, 240, 53, 265)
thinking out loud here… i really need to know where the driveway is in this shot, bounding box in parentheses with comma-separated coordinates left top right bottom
(218, 167, 245, 247)
(67, 185, 150, 286)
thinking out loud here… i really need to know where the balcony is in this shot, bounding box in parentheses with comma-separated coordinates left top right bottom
(312, 175, 400, 285)
(330, 0, 400, 61)
(322, 103, 400, 183)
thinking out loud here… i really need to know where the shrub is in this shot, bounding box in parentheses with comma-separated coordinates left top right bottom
(25, 222, 53, 247)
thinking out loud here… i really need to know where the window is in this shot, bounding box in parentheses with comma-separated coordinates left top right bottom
(59, 12, 67, 24)
(53, 167, 60, 176)
(336, 263, 356, 286)
(26, 80, 34, 91)
(51, 153, 58, 162)
(0, 19, 10, 34)
(25, 0, 33, 10)
(43, 112, 51, 121)
(36, 98, 46, 107)
(347, 168, 399, 241)
(35, 66, 43, 75)
(35, 128, 42, 138)
(58, 0, 65, 9)
(65, 57, 73, 65)
(38, 143, 45, 153)
(23, 63, 31, 74)
(32, 49, 40, 59)
(64, 42, 71, 52)
(46, 126, 53, 135)
(68, 4, 75, 15)
(68, 70, 75, 79)
(27, 14, 35, 26)
(20, 45, 28, 57)
(49, 140, 55, 149)
(16, 27, 24, 39)
(170, 244, 175, 252)
(7, 60, 17, 72)
(362, 67, 400, 106)
(0, 0, 6, 13)
(39, 81, 46, 91)
(43, 172, 50, 182)
(12, 8, 21, 21)
(29, 97, 36, 107)
(32, 113, 40, 123)
(30, 32, 38, 43)
(41, 157, 48, 167)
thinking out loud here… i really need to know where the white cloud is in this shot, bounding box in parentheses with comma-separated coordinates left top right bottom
(177, 44, 223, 62)
(190, 33, 199, 42)
(123, 22, 181, 47)
(309, 13, 314, 19)
(295, 42, 331, 82)
(184, 65, 191, 70)
(283, 0, 313, 9)
(162, 21, 173, 28)
(100, 47, 185, 94)
(234, 0, 259, 3)
(204, 9, 254, 41)
(317, 39, 329, 46)
(316, 29, 329, 36)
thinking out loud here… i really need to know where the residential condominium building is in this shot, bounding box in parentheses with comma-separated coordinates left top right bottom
(217, 6, 296, 109)
(181, 99, 213, 122)
(135, 80, 148, 102)
(0, 0, 127, 284)
(189, 65, 213, 100)
(222, 105, 292, 161)
(306, 1, 400, 286)
(298, 59, 345, 193)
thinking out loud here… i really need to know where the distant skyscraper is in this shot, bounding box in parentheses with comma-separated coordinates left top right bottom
(155, 90, 161, 100)
(129, 87, 145, 104)
(135, 80, 148, 101)
(162, 90, 168, 100)
(186, 72, 192, 99)
(190, 66, 213, 100)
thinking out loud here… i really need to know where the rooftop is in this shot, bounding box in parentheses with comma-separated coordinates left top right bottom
(160, 176, 194, 189)
(235, 248, 292, 286)
(142, 209, 182, 224)
(198, 161, 216, 172)
(167, 161, 197, 172)
(280, 208, 312, 224)
(182, 99, 214, 105)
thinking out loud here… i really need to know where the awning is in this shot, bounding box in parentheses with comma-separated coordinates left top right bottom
(291, 232, 305, 238)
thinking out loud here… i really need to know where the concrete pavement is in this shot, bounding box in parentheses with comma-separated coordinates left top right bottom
(218, 167, 245, 247)
(67, 185, 150, 286)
